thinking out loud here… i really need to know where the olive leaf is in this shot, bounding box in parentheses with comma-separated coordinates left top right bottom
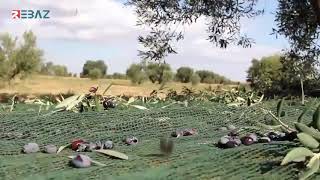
(55, 95, 80, 109)
(94, 95, 102, 111)
(126, 97, 135, 105)
(312, 104, 320, 130)
(65, 94, 86, 111)
(297, 133, 320, 149)
(299, 156, 320, 180)
(277, 98, 285, 118)
(298, 102, 314, 123)
(57, 144, 71, 154)
(102, 83, 113, 95)
(281, 147, 314, 165)
(94, 149, 129, 160)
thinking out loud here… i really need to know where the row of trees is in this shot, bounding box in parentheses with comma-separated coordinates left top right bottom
(126, 61, 235, 85)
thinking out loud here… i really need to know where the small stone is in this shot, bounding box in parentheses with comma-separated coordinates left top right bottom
(227, 125, 236, 130)
(70, 154, 92, 168)
(103, 140, 113, 149)
(23, 143, 40, 154)
(44, 144, 57, 154)
(258, 137, 271, 143)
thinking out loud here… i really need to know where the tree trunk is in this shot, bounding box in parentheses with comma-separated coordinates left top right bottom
(300, 78, 305, 105)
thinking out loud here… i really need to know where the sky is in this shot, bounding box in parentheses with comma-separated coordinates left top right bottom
(0, 0, 289, 82)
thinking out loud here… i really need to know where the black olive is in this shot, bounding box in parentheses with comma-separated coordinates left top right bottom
(241, 136, 254, 145)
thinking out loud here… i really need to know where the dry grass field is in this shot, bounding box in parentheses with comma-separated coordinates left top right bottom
(0, 75, 238, 96)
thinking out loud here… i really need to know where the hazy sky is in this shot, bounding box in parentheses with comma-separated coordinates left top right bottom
(0, 0, 289, 82)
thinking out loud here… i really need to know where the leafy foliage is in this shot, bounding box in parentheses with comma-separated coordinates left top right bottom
(126, 63, 147, 84)
(190, 73, 201, 86)
(175, 67, 194, 83)
(126, 0, 263, 61)
(88, 68, 103, 80)
(40, 62, 70, 77)
(247, 54, 320, 97)
(196, 70, 234, 84)
(0, 31, 43, 82)
(82, 60, 107, 77)
(145, 62, 173, 84)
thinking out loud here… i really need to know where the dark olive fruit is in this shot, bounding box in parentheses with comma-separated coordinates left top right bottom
(95, 141, 103, 149)
(228, 130, 239, 137)
(231, 137, 242, 146)
(258, 137, 271, 143)
(103, 100, 116, 110)
(124, 136, 138, 145)
(285, 131, 298, 141)
(225, 141, 239, 148)
(241, 136, 254, 145)
(247, 133, 258, 142)
(267, 132, 280, 141)
(89, 86, 98, 93)
(71, 139, 85, 151)
(103, 140, 113, 149)
(280, 111, 286, 117)
(71, 154, 92, 168)
(44, 144, 57, 154)
(218, 136, 241, 148)
(23, 143, 40, 154)
(171, 130, 184, 138)
(77, 143, 89, 152)
(183, 128, 197, 136)
(278, 132, 286, 141)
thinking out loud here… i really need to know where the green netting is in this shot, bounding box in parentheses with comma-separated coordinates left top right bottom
(0, 101, 319, 180)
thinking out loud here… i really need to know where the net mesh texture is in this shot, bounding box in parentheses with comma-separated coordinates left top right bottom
(0, 101, 319, 180)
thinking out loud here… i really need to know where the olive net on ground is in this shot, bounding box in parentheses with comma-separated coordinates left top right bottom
(0, 101, 318, 180)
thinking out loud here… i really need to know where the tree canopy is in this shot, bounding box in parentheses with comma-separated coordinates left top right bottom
(82, 60, 107, 77)
(0, 31, 43, 82)
(126, 0, 320, 75)
(40, 62, 70, 77)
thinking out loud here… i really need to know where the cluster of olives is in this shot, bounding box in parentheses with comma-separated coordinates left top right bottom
(102, 99, 116, 110)
(22, 143, 57, 154)
(124, 136, 139, 145)
(71, 139, 114, 152)
(171, 128, 197, 138)
(217, 128, 297, 149)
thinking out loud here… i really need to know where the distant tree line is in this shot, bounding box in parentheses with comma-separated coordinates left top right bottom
(125, 61, 235, 85)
